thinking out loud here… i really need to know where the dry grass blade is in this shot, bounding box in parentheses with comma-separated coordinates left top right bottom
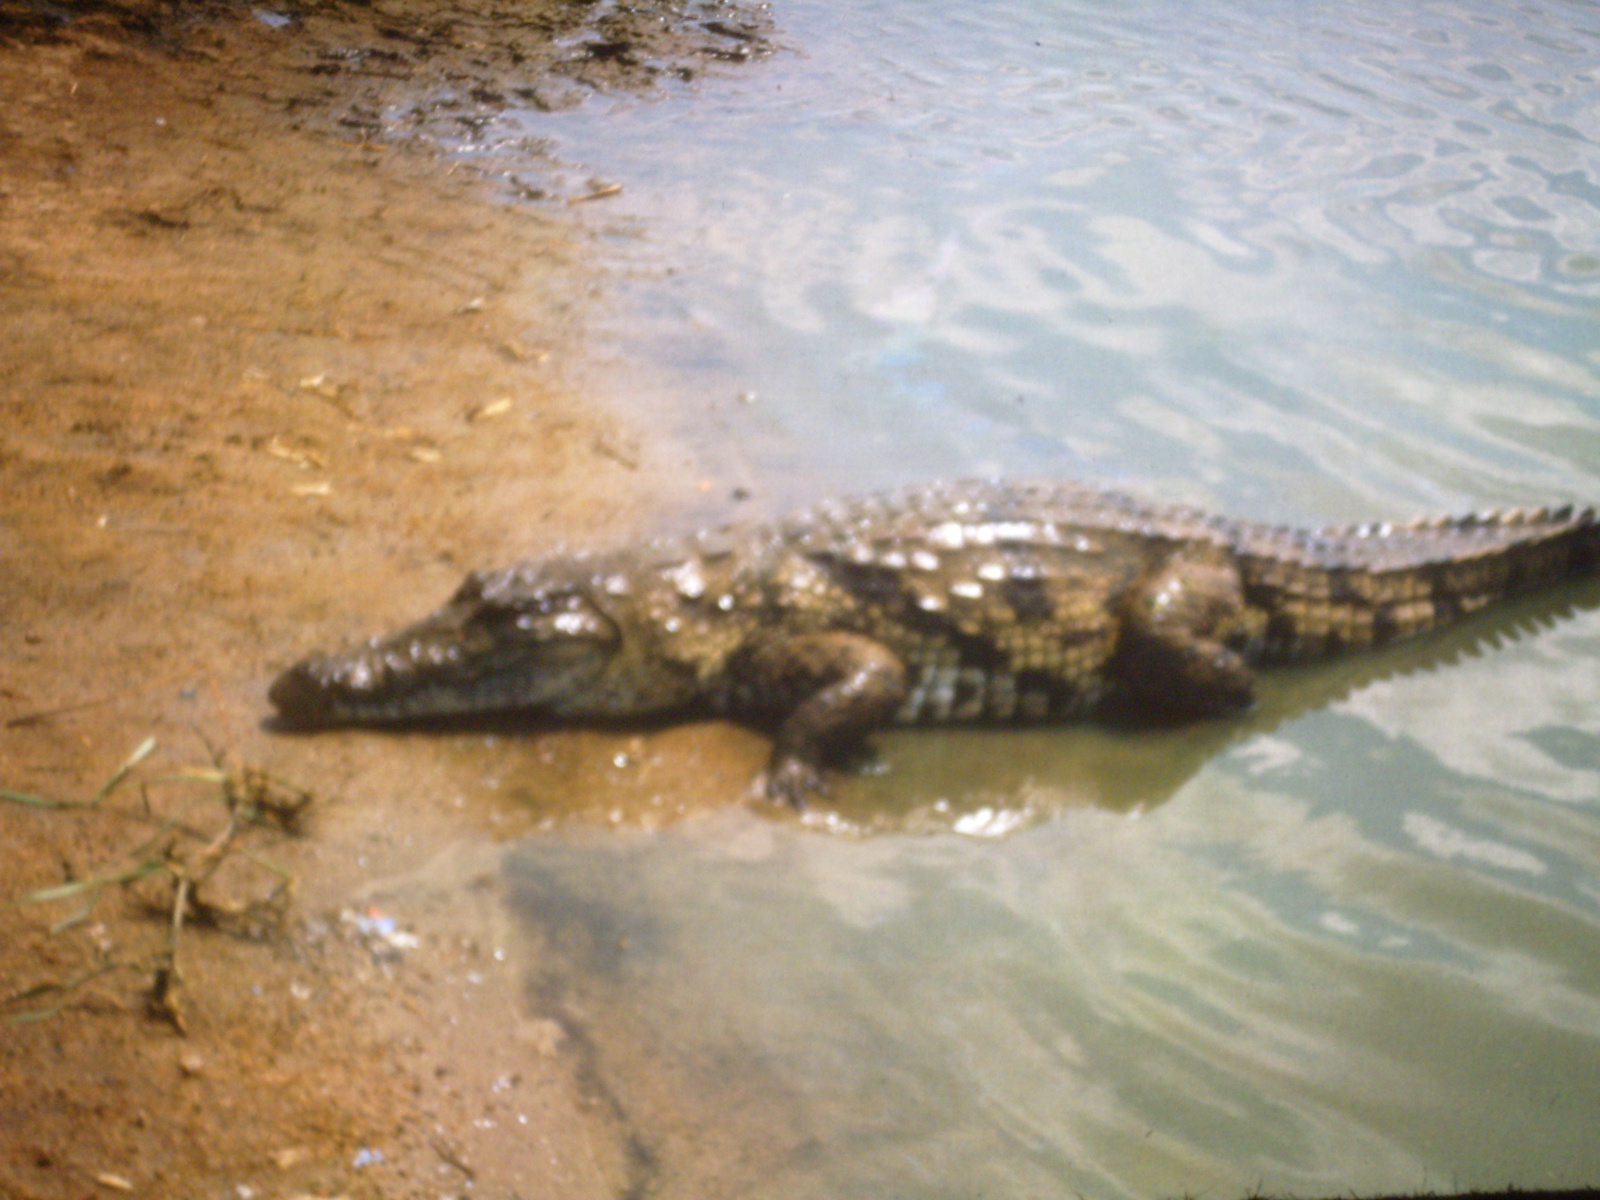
(0, 786, 81, 810)
(92, 735, 158, 803)
(3, 961, 125, 1025)
(3, 737, 159, 813)
(15, 858, 169, 908)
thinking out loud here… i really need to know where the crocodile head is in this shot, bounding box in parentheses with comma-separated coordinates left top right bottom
(269, 558, 651, 727)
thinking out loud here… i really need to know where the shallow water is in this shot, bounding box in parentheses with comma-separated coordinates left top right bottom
(472, 0, 1600, 1194)
(497, 589, 1600, 1198)
(514, 0, 1600, 518)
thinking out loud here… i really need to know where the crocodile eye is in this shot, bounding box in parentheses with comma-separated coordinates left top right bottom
(464, 601, 533, 635)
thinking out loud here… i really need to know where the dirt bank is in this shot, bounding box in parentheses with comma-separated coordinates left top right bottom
(0, 3, 773, 1196)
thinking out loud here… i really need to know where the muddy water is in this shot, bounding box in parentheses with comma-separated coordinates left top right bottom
(411, 0, 1600, 1195)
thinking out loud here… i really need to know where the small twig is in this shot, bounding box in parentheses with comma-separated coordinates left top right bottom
(568, 183, 622, 204)
(148, 871, 190, 1034)
(4, 695, 117, 728)
(431, 1136, 476, 1181)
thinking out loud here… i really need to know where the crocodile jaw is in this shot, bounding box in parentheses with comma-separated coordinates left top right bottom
(268, 608, 619, 728)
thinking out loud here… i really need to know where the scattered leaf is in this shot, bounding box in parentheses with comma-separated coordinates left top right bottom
(500, 340, 550, 363)
(468, 396, 514, 422)
(264, 434, 326, 470)
(297, 373, 342, 398)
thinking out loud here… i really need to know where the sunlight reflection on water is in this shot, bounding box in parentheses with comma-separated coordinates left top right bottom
(489, 597, 1600, 1199)
(505, 0, 1600, 519)
(466, 0, 1600, 1194)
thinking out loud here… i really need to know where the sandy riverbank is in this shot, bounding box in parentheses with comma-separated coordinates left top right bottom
(0, 2, 773, 1195)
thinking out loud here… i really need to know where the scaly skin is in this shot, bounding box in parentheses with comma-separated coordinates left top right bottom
(268, 480, 1600, 804)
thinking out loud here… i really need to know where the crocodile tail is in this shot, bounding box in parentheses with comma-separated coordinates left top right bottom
(1231, 504, 1600, 662)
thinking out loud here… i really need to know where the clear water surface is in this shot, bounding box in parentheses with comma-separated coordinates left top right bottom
(445, 0, 1600, 1196)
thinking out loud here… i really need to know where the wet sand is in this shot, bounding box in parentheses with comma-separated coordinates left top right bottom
(0, 2, 773, 1195)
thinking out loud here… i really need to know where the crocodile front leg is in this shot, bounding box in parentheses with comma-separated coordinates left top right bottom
(726, 632, 909, 807)
(1109, 548, 1259, 718)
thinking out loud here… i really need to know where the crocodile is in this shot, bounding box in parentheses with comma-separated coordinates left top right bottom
(269, 479, 1600, 804)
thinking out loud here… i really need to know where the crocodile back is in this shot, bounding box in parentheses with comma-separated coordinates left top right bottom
(755, 480, 1234, 719)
